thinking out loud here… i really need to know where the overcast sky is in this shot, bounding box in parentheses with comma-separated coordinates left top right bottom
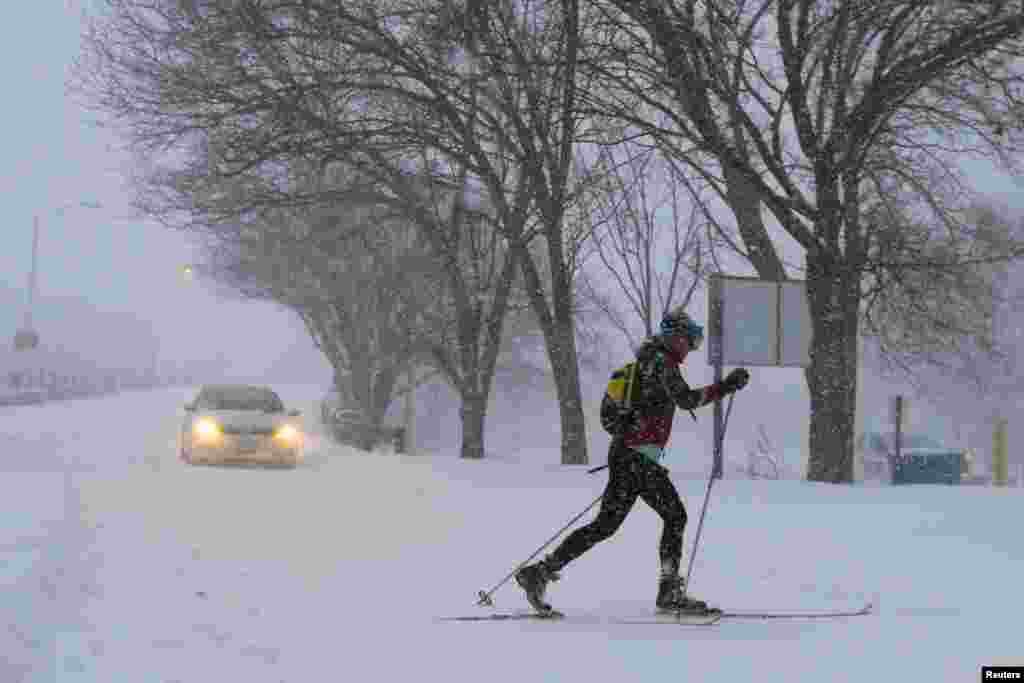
(3, 3, 1023, 413)
(0, 3, 329, 384)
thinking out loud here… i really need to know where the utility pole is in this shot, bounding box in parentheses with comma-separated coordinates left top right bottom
(27, 216, 38, 333)
(13, 217, 41, 351)
(14, 203, 103, 352)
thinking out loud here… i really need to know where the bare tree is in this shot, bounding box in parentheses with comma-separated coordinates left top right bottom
(384, 161, 523, 461)
(746, 424, 782, 480)
(196, 190, 432, 445)
(76, 0, 603, 464)
(869, 204, 1024, 457)
(434, 0, 599, 464)
(863, 199, 1024, 381)
(78, 0, 528, 459)
(576, 143, 715, 350)
(580, 0, 1024, 482)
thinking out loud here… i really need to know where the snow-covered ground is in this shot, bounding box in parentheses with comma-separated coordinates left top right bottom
(3, 385, 1022, 682)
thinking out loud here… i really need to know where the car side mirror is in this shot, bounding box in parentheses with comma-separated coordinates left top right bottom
(288, 409, 301, 417)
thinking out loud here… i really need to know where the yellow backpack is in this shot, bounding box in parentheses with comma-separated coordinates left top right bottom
(603, 362, 641, 434)
(604, 358, 696, 433)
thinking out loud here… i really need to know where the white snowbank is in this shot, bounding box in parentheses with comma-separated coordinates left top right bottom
(3, 385, 1022, 682)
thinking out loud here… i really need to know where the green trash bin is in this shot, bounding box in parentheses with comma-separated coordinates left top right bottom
(892, 451, 963, 485)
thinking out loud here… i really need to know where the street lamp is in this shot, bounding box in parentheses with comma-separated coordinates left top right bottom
(13, 201, 104, 352)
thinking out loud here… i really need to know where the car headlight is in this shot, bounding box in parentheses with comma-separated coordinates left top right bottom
(192, 417, 221, 442)
(274, 424, 301, 443)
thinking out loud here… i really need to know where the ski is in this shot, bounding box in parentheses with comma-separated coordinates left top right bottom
(611, 611, 724, 626)
(438, 609, 565, 622)
(718, 601, 873, 621)
(438, 602, 871, 625)
(439, 610, 721, 626)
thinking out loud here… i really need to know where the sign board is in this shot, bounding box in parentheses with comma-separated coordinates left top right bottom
(708, 276, 812, 368)
(705, 275, 812, 480)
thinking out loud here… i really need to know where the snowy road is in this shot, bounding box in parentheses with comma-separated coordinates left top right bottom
(2, 386, 336, 682)
(4, 386, 1023, 682)
(2, 461, 89, 682)
(2, 397, 120, 682)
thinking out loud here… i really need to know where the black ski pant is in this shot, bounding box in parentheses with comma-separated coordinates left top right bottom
(544, 439, 688, 575)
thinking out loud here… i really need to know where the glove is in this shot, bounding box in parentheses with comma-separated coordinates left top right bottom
(721, 368, 750, 394)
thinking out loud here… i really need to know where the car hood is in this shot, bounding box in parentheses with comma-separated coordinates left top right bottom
(195, 410, 297, 432)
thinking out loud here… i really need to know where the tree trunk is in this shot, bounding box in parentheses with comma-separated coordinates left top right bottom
(552, 0, 588, 467)
(804, 254, 860, 483)
(370, 364, 399, 427)
(551, 319, 589, 465)
(459, 390, 487, 460)
(722, 163, 787, 281)
(517, 245, 590, 465)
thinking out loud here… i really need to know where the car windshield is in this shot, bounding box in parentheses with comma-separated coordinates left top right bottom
(198, 387, 283, 412)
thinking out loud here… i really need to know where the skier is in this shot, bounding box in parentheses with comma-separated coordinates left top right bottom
(515, 306, 750, 614)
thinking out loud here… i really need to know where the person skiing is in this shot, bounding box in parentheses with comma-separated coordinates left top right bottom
(515, 306, 750, 614)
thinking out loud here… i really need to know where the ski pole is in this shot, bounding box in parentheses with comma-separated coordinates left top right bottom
(477, 492, 603, 607)
(587, 436, 623, 474)
(682, 391, 736, 602)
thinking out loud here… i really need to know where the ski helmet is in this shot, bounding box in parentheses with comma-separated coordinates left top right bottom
(660, 306, 704, 350)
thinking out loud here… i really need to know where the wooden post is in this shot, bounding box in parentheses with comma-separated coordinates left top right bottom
(992, 417, 1008, 487)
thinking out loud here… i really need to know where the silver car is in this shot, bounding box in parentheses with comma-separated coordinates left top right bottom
(179, 384, 304, 467)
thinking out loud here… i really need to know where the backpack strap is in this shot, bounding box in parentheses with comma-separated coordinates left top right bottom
(623, 362, 637, 411)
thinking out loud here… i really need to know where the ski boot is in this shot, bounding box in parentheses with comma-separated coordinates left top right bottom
(515, 561, 561, 614)
(656, 575, 717, 615)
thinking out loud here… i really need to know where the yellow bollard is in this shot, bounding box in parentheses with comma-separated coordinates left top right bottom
(992, 417, 1008, 487)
